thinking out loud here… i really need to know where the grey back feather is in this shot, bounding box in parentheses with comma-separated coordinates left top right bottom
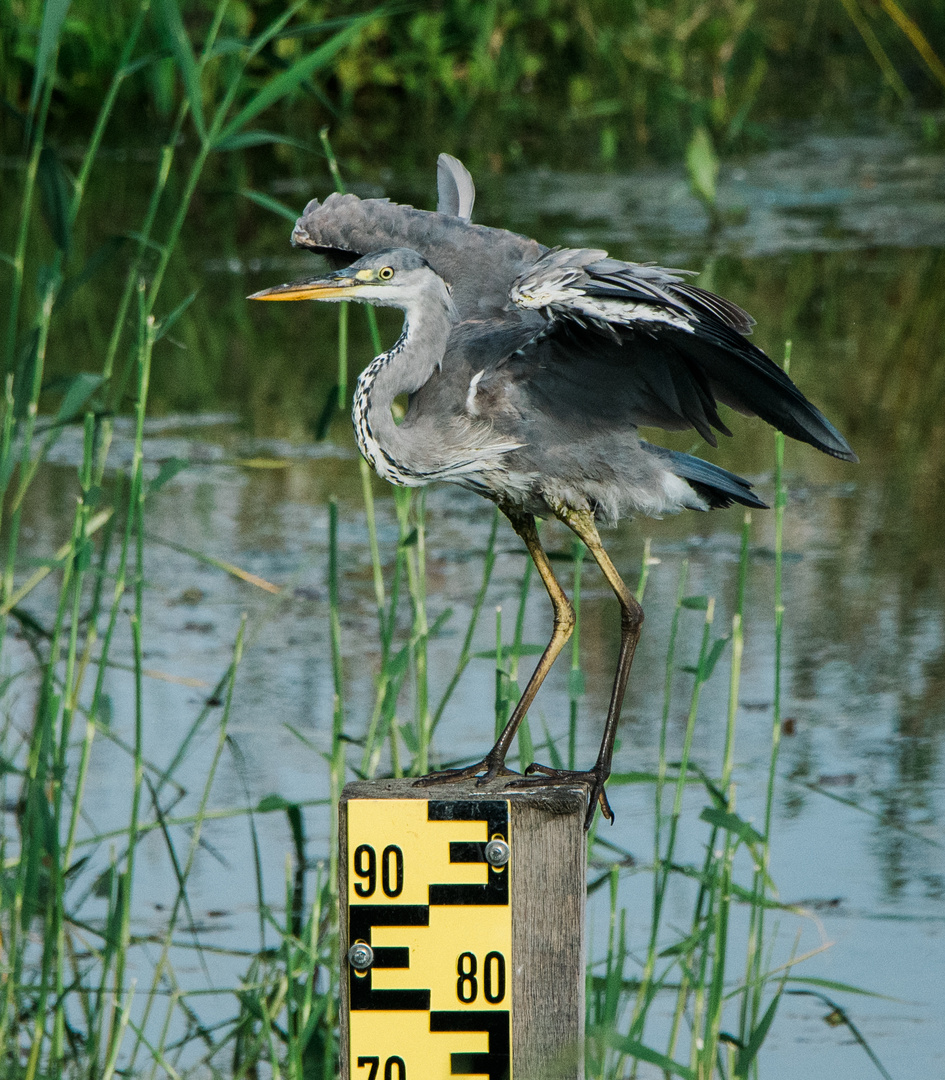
(436, 153, 476, 221)
(292, 191, 543, 319)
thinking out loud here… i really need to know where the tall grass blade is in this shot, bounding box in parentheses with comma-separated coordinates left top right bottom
(602, 1031, 695, 1080)
(154, 0, 207, 139)
(241, 189, 301, 222)
(216, 17, 369, 146)
(28, 0, 72, 118)
(879, 0, 945, 91)
(785, 990, 894, 1080)
(37, 146, 72, 254)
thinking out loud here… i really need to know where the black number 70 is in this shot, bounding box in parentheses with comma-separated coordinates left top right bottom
(357, 1056, 405, 1079)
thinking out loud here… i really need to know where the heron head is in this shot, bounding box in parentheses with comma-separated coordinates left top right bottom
(248, 248, 447, 309)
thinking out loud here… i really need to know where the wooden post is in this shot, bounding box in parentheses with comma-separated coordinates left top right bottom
(339, 777, 588, 1080)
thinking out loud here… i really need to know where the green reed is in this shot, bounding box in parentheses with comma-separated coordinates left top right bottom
(0, 4, 374, 1077)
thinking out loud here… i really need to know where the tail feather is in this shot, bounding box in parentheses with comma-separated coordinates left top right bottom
(650, 445, 768, 510)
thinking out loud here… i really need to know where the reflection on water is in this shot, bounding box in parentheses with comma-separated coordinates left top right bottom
(6, 128, 945, 1075)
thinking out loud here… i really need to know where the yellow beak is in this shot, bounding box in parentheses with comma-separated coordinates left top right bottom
(248, 274, 360, 302)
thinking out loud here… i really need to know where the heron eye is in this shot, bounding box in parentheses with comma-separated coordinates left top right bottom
(378, 266, 395, 280)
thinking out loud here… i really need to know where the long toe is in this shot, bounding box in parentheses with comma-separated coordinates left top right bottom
(507, 765, 614, 829)
(413, 759, 520, 788)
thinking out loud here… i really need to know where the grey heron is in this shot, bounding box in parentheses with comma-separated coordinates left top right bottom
(250, 158, 855, 827)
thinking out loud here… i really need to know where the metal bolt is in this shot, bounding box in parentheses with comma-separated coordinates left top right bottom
(347, 941, 374, 971)
(484, 838, 510, 867)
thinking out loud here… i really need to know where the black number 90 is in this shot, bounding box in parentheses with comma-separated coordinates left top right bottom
(353, 844, 404, 898)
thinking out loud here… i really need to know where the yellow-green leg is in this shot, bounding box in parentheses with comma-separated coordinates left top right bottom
(511, 503, 644, 828)
(414, 505, 576, 790)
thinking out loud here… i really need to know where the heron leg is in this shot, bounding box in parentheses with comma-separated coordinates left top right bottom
(511, 504, 644, 828)
(414, 506, 576, 789)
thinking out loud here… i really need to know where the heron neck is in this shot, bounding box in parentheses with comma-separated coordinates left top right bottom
(352, 291, 455, 484)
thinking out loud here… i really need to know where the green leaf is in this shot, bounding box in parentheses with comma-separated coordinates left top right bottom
(785, 976, 898, 1000)
(734, 992, 781, 1077)
(12, 329, 40, 419)
(700, 806, 764, 846)
(154, 0, 206, 140)
(147, 457, 189, 495)
(30, 0, 72, 116)
(241, 188, 300, 223)
(215, 17, 368, 146)
(207, 37, 247, 59)
(155, 290, 198, 340)
(257, 794, 292, 812)
(607, 770, 664, 784)
(55, 235, 130, 310)
(0, 753, 23, 777)
(567, 668, 585, 697)
(600, 1031, 695, 1080)
(658, 926, 709, 957)
(680, 595, 709, 610)
(686, 125, 719, 209)
(473, 644, 546, 660)
(54, 372, 105, 423)
(38, 146, 72, 254)
(215, 130, 310, 152)
(540, 718, 564, 769)
(699, 635, 730, 680)
(313, 384, 339, 441)
(119, 53, 162, 80)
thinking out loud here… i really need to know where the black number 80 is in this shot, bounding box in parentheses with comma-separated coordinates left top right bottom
(456, 951, 505, 1004)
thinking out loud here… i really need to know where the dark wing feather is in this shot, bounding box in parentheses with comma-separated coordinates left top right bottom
(645, 446, 767, 509)
(508, 248, 856, 461)
(492, 323, 731, 445)
(583, 259, 755, 334)
(285, 166, 852, 464)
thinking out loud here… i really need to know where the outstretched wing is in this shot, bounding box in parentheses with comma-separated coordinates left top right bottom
(286, 158, 853, 463)
(506, 247, 856, 461)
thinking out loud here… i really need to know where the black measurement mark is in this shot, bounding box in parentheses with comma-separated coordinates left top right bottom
(456, 952, 477, 1003)
(427, 802, 509, 907)
(356, 1057, 405, 1080)
(348, 905, 430, 1012)
(484, 951, 506, 1003)
(430, 1010, 510, 1080)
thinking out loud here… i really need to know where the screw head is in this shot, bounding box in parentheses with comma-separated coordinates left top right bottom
(347, 941, 374, 971)
(484, 838, 510, 867)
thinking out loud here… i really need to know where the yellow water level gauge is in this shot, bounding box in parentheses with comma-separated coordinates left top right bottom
(344, 797, 512, 1080)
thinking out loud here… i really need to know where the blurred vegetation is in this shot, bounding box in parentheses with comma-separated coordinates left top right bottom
(2, 0, 944, 169)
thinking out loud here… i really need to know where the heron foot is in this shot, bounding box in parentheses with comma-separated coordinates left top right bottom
(507, 763, 614, 829)
(413, 755, 521, 790)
